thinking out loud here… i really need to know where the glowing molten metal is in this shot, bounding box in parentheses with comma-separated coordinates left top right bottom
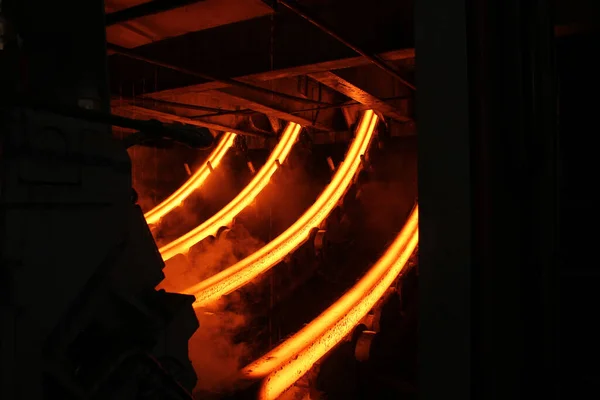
(183, 110, 379, 307)
(257, 206, 419, 400)
(144, 132, 237, 225)
(243, 207, 418, 379)
(159, 122, 301, 261)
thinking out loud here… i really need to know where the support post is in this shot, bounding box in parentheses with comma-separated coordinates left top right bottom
(417, 0, 558, 399)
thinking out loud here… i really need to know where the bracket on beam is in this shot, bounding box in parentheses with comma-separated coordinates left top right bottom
(309, 71, 411, 123)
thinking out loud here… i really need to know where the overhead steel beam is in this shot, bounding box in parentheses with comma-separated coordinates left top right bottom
(309, 71, 411, 122)
(276, 0, 415, 90)
(105, 0, 206, 27)
(137, 76, 341, 131)
(107, 44, 337, 128)
(145, 49, 414, 100)
(108, 7, 413, 96)
(119, 105, 270, 138)
(207, 89, 333, 131)
(107, 43, 327, 106)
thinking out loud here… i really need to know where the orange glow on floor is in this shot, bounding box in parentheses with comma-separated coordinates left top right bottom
(243, 206, 418, 380)
(257, 207, 419, 400)
(159, 122, 301, 261)
(183, 110, 378, 307)
(144, 132, 237, 225)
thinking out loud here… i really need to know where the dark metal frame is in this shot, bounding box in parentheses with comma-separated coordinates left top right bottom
(417, 0, 559, 398)
(107, 43, 330, 106)
(105, 0, 205, 27)
(276, 0, 416, 91)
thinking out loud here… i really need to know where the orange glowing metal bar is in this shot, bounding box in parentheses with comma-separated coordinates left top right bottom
(243, 206, 418, 379)
(144, 132, 237, 225)
(184, 110, 378, 307)
(159, 122, 302, 261)
(258, 208, 419, 400)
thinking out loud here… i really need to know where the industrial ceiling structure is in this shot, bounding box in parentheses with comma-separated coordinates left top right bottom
(2, 0, 598, 399)
(107, 0, 415, 146)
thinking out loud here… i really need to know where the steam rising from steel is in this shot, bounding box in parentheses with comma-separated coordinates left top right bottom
(159, 123, 301, 260)
(142, 109, 416, 398)
(243, 207, 418, 379)
(183, 110, 378, 307)
(257, 206, 419, 399)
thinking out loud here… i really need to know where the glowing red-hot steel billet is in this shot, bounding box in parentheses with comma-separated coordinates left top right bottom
(159, 122, 302, 261)
(257, 209, 419, 400)
(183, 110, 379, 307)
(144, 131, 237, 225)
(242, 206, 418, 380)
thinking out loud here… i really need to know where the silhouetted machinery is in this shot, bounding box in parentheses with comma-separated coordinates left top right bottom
(0, 1, 210, 398)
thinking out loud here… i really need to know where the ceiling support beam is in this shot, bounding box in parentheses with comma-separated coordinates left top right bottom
(276, 0, 415, 90)
(109, 8, 413, 96)
(107, 43, 327, 106)
(105, 0, 206, 27)
(119, 105, 269, 138)
(309, 71, 411, 122)
(144, 49, 414, 100)
(267, 116, 282, 133)
(207, 90, 333, 131)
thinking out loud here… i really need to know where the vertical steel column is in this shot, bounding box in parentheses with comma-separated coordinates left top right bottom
(416, 0, 472, 399)
(468, 1, 558, 398)
(555, 28, 600, 400)
(417, 0, 558, 399)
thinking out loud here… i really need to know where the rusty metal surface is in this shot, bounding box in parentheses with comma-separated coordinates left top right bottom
(309, 71, 411, 122)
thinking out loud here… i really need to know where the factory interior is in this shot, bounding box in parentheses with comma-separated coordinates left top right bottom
(0, 0, 599, 399)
